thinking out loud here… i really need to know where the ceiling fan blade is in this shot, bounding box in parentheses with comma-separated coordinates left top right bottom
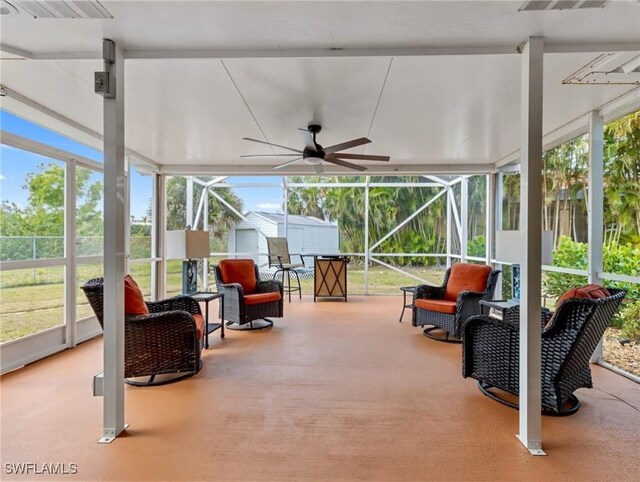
(332, 153, 390, 162)
(313, 163, 324, 174)
(273, 157, 303, 170)
(241, 154, 301, 158)
(243, 138, 302, 154)
(324, 155, 367, 172)
(324, 137, 371, 155)
(298, 128, 317, 152)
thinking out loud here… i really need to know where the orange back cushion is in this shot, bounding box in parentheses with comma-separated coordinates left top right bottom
(556, 284, 610, 306)
(219, 259, 257, 294)
(545, 284, 610, 330)
(124, 275, 149, 315)
(444, 263, 492, 302)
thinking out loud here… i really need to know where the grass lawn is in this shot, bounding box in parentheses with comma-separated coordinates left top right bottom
(1, 261, 446, 343)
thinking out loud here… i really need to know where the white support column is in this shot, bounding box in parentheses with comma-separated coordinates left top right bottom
(495, 171, 505, 298)
(101, 39, 127, 443)
(364, 176, 370, 295)
(588, 111, 605, 363)
(64, 159, 77, 347)
(203, 185, 209, 291)
(283, 177, 289, 236)
(518, 36, 545, 455)
(446, 186, 452, 268)
(461, 176, 469, 262)
(486, 174, 495, 268)
(186, 176, 194, 228)
(151, 173, 165, 300)
(124, 156, 131, 274)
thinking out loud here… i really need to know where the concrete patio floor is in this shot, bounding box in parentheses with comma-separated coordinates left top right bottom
(1, 295, 639, 481)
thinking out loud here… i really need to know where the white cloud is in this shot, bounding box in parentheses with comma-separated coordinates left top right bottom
(256, 202, 281, 211)
(0, 174, 6, 181)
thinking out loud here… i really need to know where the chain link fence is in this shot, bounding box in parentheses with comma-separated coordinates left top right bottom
(0, 236, 152, 261)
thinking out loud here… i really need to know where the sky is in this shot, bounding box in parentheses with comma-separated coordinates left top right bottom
(0, 110, 283, 217)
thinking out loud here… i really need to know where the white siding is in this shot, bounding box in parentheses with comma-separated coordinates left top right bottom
(230, 212, 339, 269)
(228, 213, 277, 267)
(277, 222, 339, 266)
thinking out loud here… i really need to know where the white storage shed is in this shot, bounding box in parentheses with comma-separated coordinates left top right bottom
(228, 211, 339, 268)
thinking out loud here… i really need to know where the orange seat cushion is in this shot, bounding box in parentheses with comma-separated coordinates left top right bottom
(244, 292, 281, 306)
(192, 313, 205, 340)
(443, 263, 492, 302)
(556, 284, 610, 305)
(415, 298, 457, 315)
(124, 275, 149, 315)
(219, 259, 257, 294)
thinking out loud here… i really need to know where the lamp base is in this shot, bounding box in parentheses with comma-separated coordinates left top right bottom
(511, 264, 520, 301)
(182, 260, 198, 295)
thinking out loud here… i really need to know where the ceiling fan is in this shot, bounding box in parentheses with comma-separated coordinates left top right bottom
(242, 124, 390, 173)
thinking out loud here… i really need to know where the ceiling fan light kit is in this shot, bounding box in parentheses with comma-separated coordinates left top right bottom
(242, 123, 390, 173)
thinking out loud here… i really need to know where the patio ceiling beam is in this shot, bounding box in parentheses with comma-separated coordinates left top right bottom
(495, 87, 640, 169)
(0, 86, 160, 171)
(518, 36, 544, 456)
(158, 164, 495, 176)
(5, 41, 639, 61)
(121, 42, 640, 60)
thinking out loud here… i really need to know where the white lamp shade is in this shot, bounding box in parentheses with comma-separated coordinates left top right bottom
(495, 230, 553, 265)
(165, 230, 210, 259)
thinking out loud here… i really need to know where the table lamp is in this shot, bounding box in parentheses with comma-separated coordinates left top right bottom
(495, 230, 553, 301)
(166, 230, 210, 294)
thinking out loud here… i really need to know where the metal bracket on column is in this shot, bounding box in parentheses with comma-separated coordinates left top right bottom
(515, 436, 547, 456)
(98, 424, 130, 444)
(95, 39, 116, 98)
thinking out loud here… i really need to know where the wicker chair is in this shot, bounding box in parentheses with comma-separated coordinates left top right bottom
(81, 277, 203, 386)
(462, 288, 626, 415)
(214, 259, 283, 330)
(412, 263, 500, 342)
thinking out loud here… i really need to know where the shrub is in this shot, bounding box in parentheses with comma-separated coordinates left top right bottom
(620, 302, 640, 340)
(543, 237, 588, 298)
(467, 235, 486, 258)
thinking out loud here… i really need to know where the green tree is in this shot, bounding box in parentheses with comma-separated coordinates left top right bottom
(166, 176, 244, 251)
(0, 162, 103, 237)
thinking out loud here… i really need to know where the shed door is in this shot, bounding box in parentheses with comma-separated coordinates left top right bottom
(235, 229, 259, 263)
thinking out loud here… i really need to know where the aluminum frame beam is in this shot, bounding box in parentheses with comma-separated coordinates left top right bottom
(588, 111, 605, 363)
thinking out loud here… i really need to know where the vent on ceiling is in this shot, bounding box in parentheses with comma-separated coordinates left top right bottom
(13, 1, 112, 18)
(519, 0, 608, 11)
(564, 53, 640, 85)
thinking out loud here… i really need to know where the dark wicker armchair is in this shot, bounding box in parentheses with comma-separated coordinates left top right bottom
(214, 259, 283, 330)
(412, 263, 500, 342)
(462, 288, 626, 415)
(81, 277, 203, 386)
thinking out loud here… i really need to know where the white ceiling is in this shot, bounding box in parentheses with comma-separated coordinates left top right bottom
(0, 1, 639, 175)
